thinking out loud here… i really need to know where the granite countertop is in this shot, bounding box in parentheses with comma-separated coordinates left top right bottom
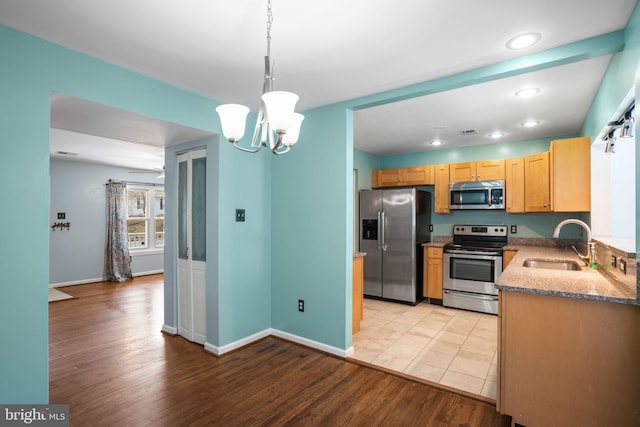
(422, 242, 447, 248)
(497, 245, 638, 305)
(353, 252, 366, 258)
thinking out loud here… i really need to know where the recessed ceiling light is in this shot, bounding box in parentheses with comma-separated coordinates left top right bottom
(515, 88, 540, 98)
(521, 120, 541, 128)
(431, 139, 443, 146)
(488, 132, 504, 139)
(506, 33, 541, 50)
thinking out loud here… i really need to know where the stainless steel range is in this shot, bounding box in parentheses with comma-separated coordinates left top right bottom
(442, 225, 508, 315)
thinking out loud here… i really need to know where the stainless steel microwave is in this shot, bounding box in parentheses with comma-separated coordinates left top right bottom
(448, 180, 505, 210)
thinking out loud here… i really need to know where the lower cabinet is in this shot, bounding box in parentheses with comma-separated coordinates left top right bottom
(498, 291, 640, 426)
(423, 247, 443, 300)
(352, 255, 364, 334)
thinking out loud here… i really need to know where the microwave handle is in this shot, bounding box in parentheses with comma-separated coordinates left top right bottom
(488, 188, 493, 207)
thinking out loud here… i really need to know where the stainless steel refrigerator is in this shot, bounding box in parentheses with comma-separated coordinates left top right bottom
(359, 188, 431, 304)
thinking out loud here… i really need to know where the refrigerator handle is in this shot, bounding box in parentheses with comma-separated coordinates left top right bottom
(380, 210, 387, 251)
(377, 210, 382, 250)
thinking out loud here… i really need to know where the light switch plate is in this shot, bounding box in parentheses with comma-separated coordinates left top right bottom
(235, 209, 245, 222)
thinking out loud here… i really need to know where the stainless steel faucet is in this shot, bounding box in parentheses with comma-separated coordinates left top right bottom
(552, 219, 596, 267)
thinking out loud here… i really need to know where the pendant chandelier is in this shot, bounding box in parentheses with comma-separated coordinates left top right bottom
(216, 0, 304, 155)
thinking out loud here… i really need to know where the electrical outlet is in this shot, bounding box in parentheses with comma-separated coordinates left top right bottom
(298, 299, 304, 312)
(510, 225, 517, 234)
(619, 259, 627, 275)
(57, 212, 66, 220)
(429, 224, 433, 232)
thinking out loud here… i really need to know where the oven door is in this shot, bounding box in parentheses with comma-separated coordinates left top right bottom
(443, 250, 502, 296)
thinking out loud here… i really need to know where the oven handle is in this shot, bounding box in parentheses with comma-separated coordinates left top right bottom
(445, 249, 502, 257)
(444, 290, 499, 301)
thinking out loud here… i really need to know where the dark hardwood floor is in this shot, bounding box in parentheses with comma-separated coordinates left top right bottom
(49, 274, 511, 426)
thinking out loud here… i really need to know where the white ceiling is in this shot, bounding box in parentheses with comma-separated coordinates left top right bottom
(1, 0, 637, 161)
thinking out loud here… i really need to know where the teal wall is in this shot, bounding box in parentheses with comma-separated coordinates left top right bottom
(354, 149, 381, 191)
(583, 3, 640, 255)
(271, 105, 353, 349)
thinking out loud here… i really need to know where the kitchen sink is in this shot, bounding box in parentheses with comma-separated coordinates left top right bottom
(522, 258, 583, 271)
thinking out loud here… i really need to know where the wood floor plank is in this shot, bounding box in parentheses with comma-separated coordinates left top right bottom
(49, 274, 510, 426)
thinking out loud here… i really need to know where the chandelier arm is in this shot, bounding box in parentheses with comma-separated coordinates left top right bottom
(272, 144, 291, 155)
(232, 141, 262, 154)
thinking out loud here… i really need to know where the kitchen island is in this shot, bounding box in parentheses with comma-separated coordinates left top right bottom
(495, 244, 640, 427)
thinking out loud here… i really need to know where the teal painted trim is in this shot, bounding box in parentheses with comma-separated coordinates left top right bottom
(349, 30, 625, 111)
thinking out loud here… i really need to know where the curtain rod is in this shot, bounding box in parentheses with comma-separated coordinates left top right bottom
(105, 179, 164, 187)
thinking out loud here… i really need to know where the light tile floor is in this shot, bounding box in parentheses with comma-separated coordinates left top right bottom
(351, 298, 498, 400)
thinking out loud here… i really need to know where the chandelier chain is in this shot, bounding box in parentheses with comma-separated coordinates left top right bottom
(266, 0, 273, 56)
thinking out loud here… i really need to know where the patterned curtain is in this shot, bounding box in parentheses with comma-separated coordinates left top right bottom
(105, 181, 133, 282)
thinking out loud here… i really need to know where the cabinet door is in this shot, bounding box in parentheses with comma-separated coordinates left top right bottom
(477, 159, 506, 180)
(449, 161, 477, 182)
(371, 170, 379, 188)
(503, 250, 517, 270)
(434, 164, 450, 213)
(404, 165, 434, 186)
(505, 158, 525, 213)
(551, 137, 590, 212)
(524, 152, 551, 212)
(376, 168, 402, 187)
(427, 258, 443, 299)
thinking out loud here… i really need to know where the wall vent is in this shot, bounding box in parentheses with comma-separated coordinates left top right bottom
(460, 129, 478, 135)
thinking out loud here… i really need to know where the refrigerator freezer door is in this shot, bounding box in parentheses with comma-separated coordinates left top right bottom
(382, 189, 417, 303)
(359, 190, 383, 297)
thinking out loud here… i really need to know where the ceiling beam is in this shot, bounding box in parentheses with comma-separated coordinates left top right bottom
(350, 30, 625, 111)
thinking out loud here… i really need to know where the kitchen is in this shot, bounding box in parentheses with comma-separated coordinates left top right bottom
(352, 37, 639, 427)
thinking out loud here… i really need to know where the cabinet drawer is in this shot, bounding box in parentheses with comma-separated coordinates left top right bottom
(427, 247, 443, 258)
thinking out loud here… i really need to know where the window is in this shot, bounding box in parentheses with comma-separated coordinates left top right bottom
(126, 187, 164, 252)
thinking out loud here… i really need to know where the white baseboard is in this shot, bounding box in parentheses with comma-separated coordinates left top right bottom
(270, 329, 353, 358)
(49, 270, 164, 288)
(49, 277, 105, 288)
(203, 328, 351, 358)
(204, 329, 271, 356)
(161, 324, 177, 335)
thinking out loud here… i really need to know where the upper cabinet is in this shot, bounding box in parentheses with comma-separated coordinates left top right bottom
(434, 164, 450, 213)
(551, 137, 590, 212)
(524, 152, 551, 212)
(369, 137, 590, 214)
(505, 157, 525, 213)
(372, 165, 434, 188)
(449, 159, 505, 182)
(522, 137, 590, 213)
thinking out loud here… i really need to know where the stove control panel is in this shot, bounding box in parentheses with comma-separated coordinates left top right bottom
(452, 225, 508, 237)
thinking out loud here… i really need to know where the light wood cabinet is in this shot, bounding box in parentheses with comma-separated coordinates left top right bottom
(502, 250, 517, 270)
(434, 164, 450, 213)
(551, 136, 590, 212)
(449, 159, 505, 182)
(498, 291, 640, 427)
(352, 255, 364, 334)
(524, 151, 551, 212)
(504, 157, 525, 213)
(423, 247, 443, 300)
(372, 165, 434, 188)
